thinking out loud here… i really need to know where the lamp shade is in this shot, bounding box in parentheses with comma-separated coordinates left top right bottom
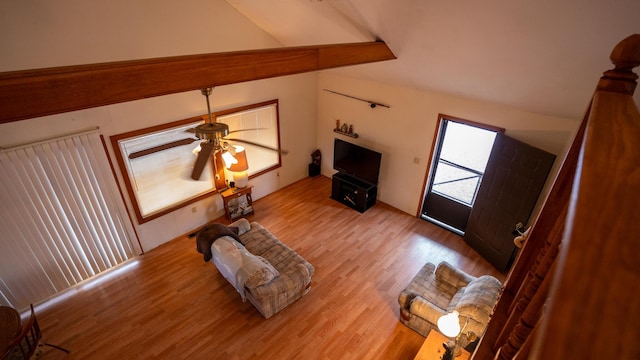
(224, 146, 249, 172)
(221, 150, 236, 168)
(437, 311, 461, 338)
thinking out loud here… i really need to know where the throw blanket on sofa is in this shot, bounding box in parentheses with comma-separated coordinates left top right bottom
(195, 223, 242, 262)
(203, 218, 314, 318)
(211, 237, 280, 300)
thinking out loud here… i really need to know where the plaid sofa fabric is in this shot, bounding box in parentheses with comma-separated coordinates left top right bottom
(450, 275, 502, 335)
(398, 261, 501, 338)
(232, 220, 314, 318)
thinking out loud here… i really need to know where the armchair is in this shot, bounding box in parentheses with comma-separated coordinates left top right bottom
(398, 262, 502, 341)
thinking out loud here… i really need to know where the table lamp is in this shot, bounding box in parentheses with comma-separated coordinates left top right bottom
(437, 310, 475, 357)
(222, 145, 249, 188)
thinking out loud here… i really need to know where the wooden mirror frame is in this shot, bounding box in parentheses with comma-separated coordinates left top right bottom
(110, 99, 282, 224)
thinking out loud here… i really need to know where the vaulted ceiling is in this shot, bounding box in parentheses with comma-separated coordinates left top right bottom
(226, 0, 640, 119)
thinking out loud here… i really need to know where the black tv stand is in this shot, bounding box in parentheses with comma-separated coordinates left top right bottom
(331, 173, 377, 213)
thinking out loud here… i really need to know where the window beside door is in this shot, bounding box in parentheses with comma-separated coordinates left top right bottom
(432, 121, 497, 205)
(422, 115, 503, 234)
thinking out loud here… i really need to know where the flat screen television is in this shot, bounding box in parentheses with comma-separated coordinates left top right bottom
(333, 138, 382, 185)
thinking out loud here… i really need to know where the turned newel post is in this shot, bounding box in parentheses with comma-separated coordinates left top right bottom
(597, 34, 640, 95)
(531, 33, 640, 359)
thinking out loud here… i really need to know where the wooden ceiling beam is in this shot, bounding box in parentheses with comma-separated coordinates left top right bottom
(0, 41, 396, 124)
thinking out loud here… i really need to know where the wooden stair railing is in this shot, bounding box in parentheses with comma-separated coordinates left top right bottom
(473, 33, 640, 359)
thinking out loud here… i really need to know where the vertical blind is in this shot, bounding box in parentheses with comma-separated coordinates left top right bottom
(0, 130, 139, 311)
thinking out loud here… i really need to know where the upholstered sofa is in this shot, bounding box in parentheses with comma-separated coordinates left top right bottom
(398, 261, 502, 340)
(196, 218, 314, 319)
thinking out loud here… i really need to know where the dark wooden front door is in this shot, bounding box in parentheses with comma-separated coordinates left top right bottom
(464, 133, 556, 272)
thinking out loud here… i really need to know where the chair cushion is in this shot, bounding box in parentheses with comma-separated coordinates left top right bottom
(239, 253, 280, 289)
(435, 261, 476, 288)
(454, 276, 502, 322)
(409, 295, 448, 325)
(446, 275, 503, 336)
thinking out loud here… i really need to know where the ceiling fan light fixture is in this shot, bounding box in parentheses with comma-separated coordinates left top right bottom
(192, 143, 202, 156)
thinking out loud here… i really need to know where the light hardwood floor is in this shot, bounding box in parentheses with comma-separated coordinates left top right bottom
(35, 175, 504, 359)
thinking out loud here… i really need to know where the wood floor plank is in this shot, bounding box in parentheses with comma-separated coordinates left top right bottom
(34, 175, 504, 359)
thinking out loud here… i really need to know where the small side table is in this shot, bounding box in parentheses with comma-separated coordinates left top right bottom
(221, 186, 254, 221)
(414, 330, 470, 360)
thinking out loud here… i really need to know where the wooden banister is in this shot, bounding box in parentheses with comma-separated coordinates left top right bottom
(472, 96, 588, 360)
(532, 33, 640, 359)
(473, 33, 640, 360)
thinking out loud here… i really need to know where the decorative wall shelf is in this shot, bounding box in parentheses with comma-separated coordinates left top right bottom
(334, 129, 359, 138)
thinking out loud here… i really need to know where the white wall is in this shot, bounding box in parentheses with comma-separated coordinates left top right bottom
(0, 0, 277, 71)
(0, 0, 318, 251)
(317, 73, 581, 218)
(0, 0, 584, 252)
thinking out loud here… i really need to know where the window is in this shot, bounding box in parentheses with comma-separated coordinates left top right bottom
(215, 100, 282, 178)
(431, 121, 497, 206)
(110, 100, 282, 224)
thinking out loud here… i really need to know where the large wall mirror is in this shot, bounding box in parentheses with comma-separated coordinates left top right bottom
(110, 99, 282, 224)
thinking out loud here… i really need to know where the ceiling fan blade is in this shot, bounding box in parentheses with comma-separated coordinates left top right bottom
(191, 142, 216, 180)
(128, 138, 198, 159)
(225, 138, 289, 155)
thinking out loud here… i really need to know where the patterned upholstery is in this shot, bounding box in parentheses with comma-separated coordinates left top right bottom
(227, 219, 314, 319)
(398, 262, 502, 339)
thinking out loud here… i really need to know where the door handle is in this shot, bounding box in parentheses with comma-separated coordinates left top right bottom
(512, 222, 526, 236)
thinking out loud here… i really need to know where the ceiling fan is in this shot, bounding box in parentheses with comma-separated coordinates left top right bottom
(127, 87, 286, 180)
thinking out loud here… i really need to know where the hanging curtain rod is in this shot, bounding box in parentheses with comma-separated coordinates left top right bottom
(323, 89, 390, 108)
(0, 126, 100, 152)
